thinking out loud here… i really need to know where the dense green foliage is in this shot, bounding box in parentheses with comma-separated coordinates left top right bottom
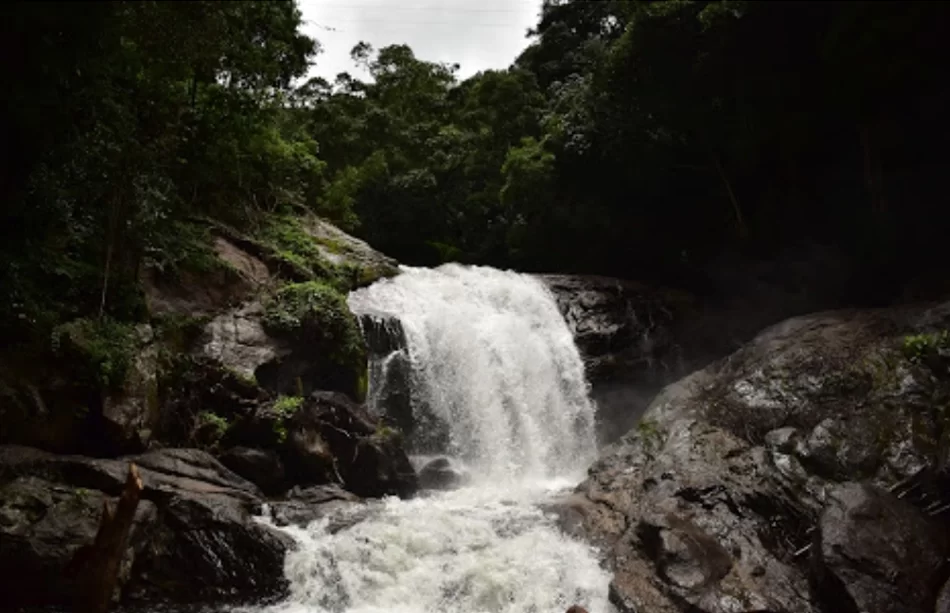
(263, 281, 365, 367)
(1, 0, 317, 349)
(3, 0, 950, 363)
(51, 318, 138, 391)
(271, 395, 304, 443)
(301, 0, 950, 297)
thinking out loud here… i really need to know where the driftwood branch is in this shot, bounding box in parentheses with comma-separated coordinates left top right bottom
(74, 463, 143, 613)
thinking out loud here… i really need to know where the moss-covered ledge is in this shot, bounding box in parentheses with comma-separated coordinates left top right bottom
(260, 281, 368, 402)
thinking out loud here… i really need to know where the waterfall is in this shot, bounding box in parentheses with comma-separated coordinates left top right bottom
(350, 264, 598, 482)
(256, 264, 611, 613)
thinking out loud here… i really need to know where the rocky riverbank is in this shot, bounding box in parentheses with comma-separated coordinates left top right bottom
(0, 216, 415, 609)
(558, 299, 950, 613)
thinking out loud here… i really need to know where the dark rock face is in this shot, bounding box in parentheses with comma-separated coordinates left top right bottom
(0, 474, 157, 609)
(539, 275, 695, 442)
(284, 391, 418, 498)
(0, 446, 292, 608)
(418, 457, 465, 491)
(219, 446, 286, 497)
(571, 299, 950, 613)
(358, 311, 408, 357)
(813, 483, 947, 613)
(0, 325, 161, 457)
(269, 484, 363, 529)
(540, 275, 691, 384)
(540, 262, 857, 445)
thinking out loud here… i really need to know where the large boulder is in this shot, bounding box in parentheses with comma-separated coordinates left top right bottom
(539, 275, 691, 385)
(570, 299, 950, 613)
(268, 484, 363, 529)
(301, 216, 400, 286)
(143, 235, 271, 318)
(418, 457, 465, 491)
(812, 483, 947, 613)
(284, 392, 418, 498)
(218, 446, 286, 497)
(539, 275, 696, 442)
(0, 474, 157, 609)
(541, 249, 856, 445)
(0, 446, 292, 608)
(201, 301, 289, 382)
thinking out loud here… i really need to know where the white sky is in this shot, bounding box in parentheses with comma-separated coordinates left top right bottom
(297, 0, 543, 82)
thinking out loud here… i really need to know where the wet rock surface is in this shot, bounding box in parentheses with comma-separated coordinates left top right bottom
(269, 484, 363, 529)
(813, 483, 947, 613)
(218, 446, 287, 497)
(539, 275, 696, 442)
(418, 457, 465, 491)
(572, 299, 950, 613)
(288, 391, 417, 498)
(0, 446, 292, 608)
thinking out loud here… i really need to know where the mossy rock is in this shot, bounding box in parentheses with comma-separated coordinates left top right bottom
(261, 282, 367, 401)
(51, 317, 138, 392)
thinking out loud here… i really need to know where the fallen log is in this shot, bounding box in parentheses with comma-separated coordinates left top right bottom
(73, 462, 143, 613)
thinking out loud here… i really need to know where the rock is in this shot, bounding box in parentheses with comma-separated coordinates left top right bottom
(158, 356, 266, 448)
(202, 301, 289, 381)
(418, 457, 464, 491)
(580, 420, 819, 613)
(125, 488, 291, 605)
(143, 235, 267, 317)
(269, 484, 362, 528)
(358, 311, 408, 357)
(286, 426, 338, 485)
(302, 217, 400, 286)
(539, 275, 695, 442)
(0, 445, 292, 607)
(283, 392, 418, 498)
(573, 299, 950, 613)
(812, 483, 947, 613)
(1, 326, 160, 456)
(937, 578, 950, 613)
(218, 446, 286, 496)
(100, 327, 161, 454)
(348, 433, 418, 498)
(0, 475, 157, 609)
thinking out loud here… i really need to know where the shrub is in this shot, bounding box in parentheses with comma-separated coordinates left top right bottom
(274, 394, 303, 416)
(51, 317, 138, 390)
(259, 215, 335, 281)
(263, 282, 365, 366)
(271, 395, 303, 444)
(902, 330, 950, 363)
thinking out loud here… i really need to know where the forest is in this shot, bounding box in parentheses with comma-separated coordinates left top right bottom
(3, 0, 950, 360)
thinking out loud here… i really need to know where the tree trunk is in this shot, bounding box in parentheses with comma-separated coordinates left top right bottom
(711, 153, 747, 238)
(98, 194, 122, 319)
(74, 463, 143, 613)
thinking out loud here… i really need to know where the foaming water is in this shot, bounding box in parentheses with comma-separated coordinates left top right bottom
(256, 485, 611, 613)
(250, 265, 610, 613)
(349, 264, 597, 480)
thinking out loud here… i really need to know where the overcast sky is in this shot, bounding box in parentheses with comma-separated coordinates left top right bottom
(297, 0, 542, 82)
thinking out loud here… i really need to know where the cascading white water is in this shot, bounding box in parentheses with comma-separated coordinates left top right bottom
(258, 264, 611, 613)
(351, 264, 598, 481)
